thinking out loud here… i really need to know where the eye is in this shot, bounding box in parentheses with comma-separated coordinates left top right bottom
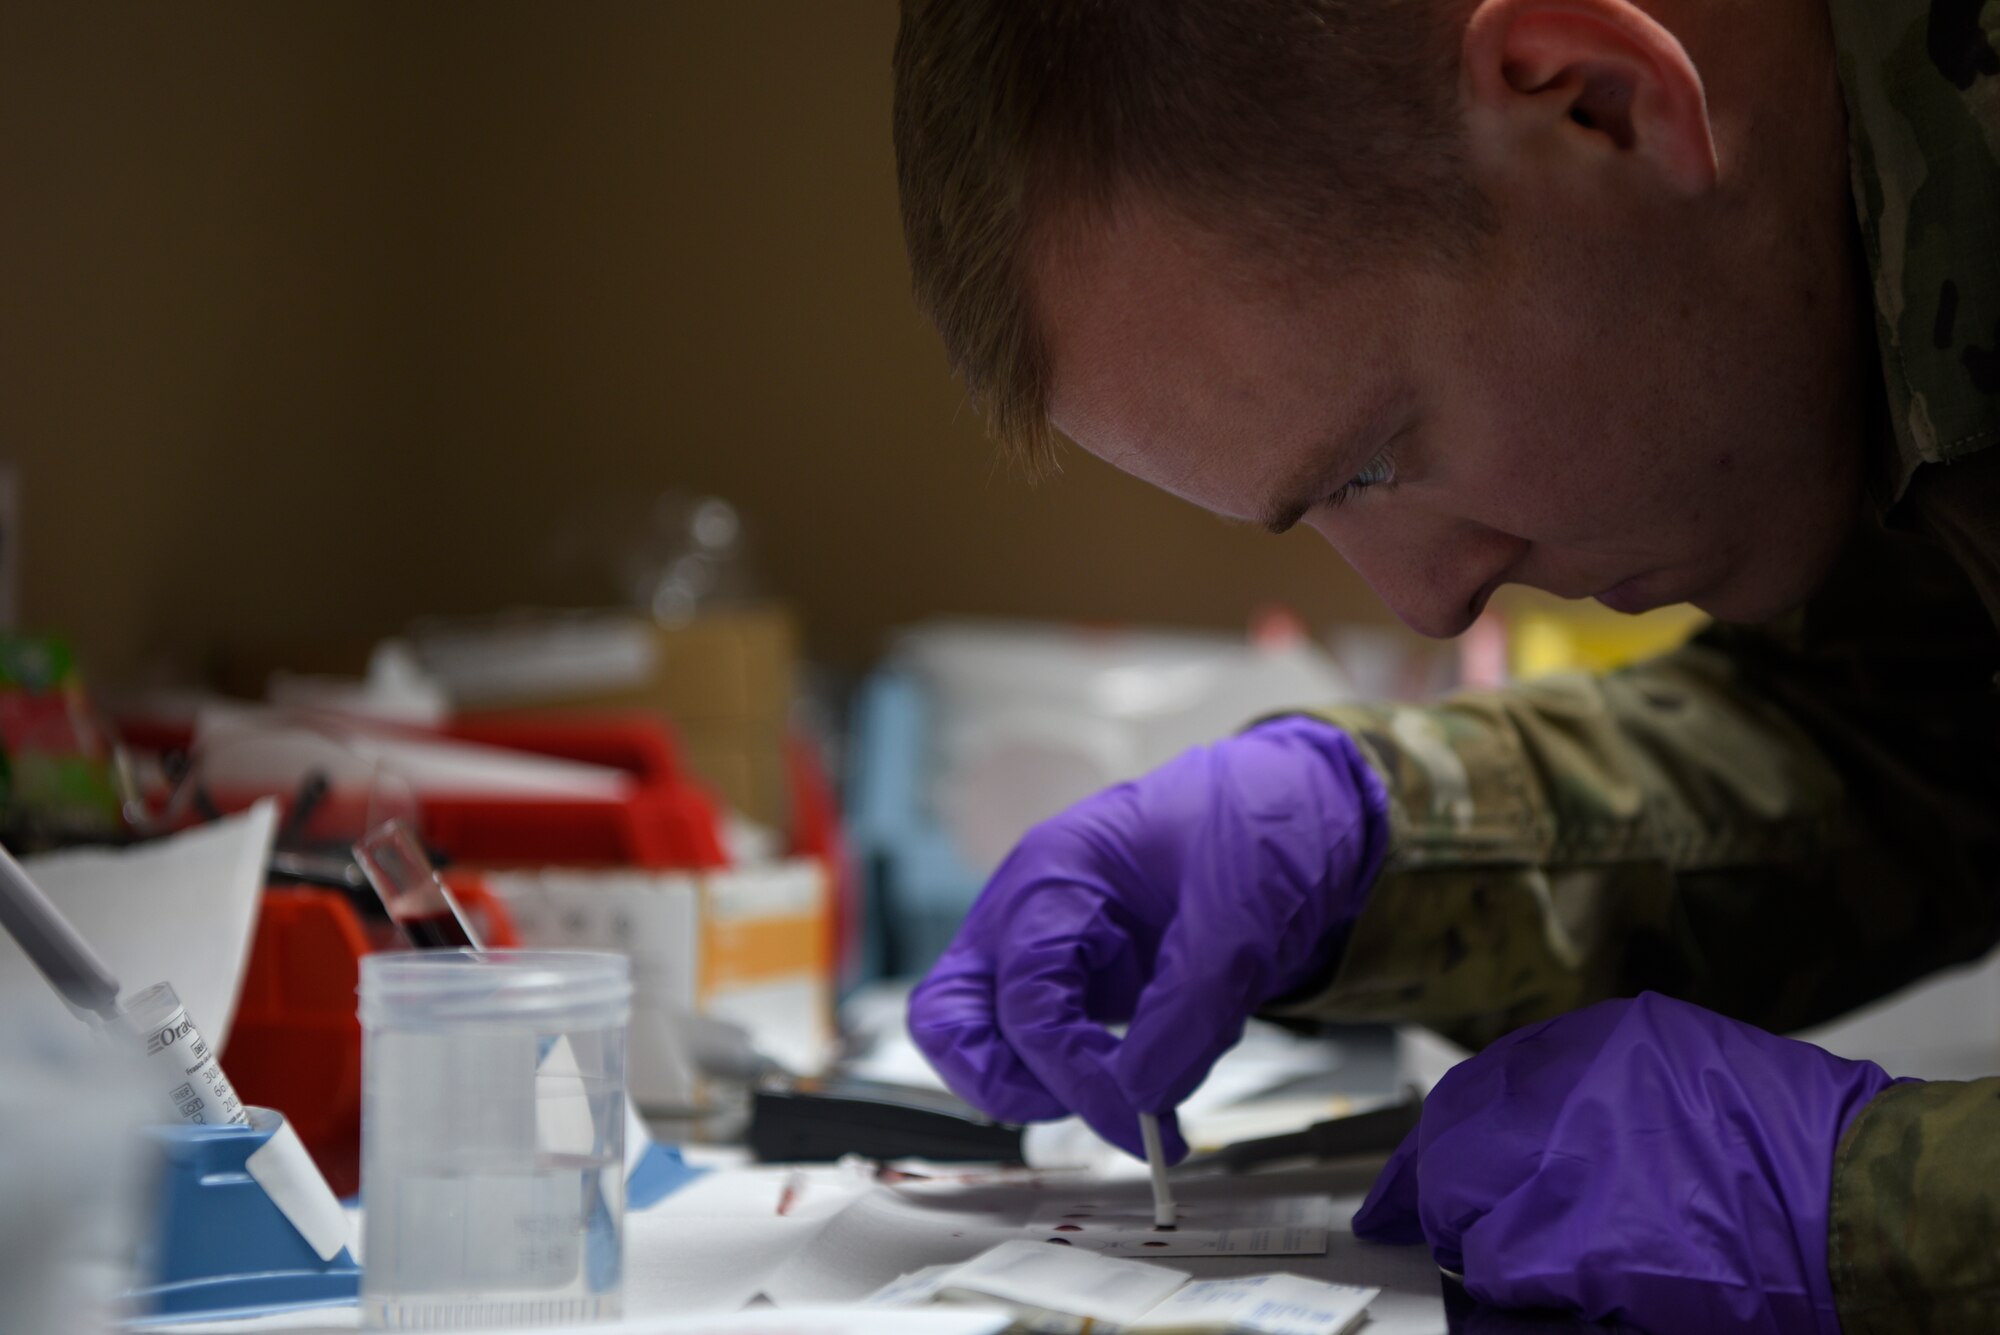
(1350, 453, 1396, 488)
(1322, 445, 1398, 510)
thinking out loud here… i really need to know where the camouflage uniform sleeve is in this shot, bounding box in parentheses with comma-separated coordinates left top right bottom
(1265, 511, 2000, 1053)
(1816, 4, 2000, 1320)
(1830, 1079, 2000, 1334)
(1825, 0, 2000, 499)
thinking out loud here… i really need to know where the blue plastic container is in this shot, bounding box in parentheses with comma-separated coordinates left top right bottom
(131, 1112, 360, 1323)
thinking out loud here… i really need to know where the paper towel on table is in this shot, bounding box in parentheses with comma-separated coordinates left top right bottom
(244, 1109, 352, 1261)
(1, 801, 275, 1045)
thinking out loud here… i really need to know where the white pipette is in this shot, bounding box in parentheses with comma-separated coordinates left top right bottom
(1139, 1112, 1178, 1230)
(0, 837, 249, 1125)
(0, 839, 123, 1023)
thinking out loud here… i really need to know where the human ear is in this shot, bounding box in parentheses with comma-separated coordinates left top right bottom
(1460, 0, 1718, 195)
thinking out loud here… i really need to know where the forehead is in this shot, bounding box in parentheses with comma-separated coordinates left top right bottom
(1028, 198, 1410, 518)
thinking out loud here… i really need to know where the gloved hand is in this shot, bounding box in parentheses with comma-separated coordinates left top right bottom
(1353, 992, 1907, 1335)
(908, 715, 1390, 1160)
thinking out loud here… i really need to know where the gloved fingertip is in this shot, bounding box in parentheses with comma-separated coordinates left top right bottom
(904, 1006, 1076, 1125)
(1351, 1127, 1426, 1245)
(1156, 1109, 1190, 1165)
(1102, 1127, 1148, 1161)
(1114, 1003, 1246, 1117)
(970, 1084, 1075, 1127)
(1352, 1196, 1425, 1246)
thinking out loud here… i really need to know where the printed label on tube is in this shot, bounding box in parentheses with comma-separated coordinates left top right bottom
(140, 999, 249, 1126)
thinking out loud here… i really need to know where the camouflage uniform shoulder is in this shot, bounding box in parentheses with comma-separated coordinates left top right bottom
(1825, 0, 2000, 496)
(1830, 1077, 2000, 1333)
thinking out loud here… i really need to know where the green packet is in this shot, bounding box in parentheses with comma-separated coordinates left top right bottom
(0, 632, 124, 842)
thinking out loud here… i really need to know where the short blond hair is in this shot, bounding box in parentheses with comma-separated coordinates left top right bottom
(894, 0, 1483, 475)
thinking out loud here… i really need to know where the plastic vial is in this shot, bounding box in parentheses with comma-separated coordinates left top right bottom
(360, 950, 631, 1330)
(117, 982, 250, 1128)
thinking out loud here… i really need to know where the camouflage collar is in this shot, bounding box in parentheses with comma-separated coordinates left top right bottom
(1825, 0, 2000, 501)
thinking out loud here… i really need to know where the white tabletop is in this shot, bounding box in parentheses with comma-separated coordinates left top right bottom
(160, 1159, 1450, 1334)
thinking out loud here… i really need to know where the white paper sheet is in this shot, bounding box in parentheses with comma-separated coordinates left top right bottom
(145, 1307, 1011, 1335)
(865, 1263, 960, 1308)
(1128, 1273, 1378, 1334)
(627, 1164, 887, 1313)
(867, 1243, 1377, 1335)
(618, 1312, 1011, 1335)
(157, 1164, 1454, 1335)
(938, 1238, 1189, 1324)
(755, 1178, 1026, 1305)
(3, 801, 276, 1045)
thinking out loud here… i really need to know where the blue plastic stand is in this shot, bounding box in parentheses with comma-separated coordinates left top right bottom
(844, 668, 985, 983)
(626, 1140, 706, 1210)
(129, 1114, 360, 1323)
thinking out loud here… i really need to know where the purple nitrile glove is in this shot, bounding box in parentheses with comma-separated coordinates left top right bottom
(908, 715, 1390, 1161)
(1353, 993, 1908, 1335)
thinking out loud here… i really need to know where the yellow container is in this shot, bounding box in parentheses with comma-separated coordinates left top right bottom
(1495, 590, 1709, 680)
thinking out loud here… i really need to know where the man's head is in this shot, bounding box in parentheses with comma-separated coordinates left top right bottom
(895, 0, 1869, 636)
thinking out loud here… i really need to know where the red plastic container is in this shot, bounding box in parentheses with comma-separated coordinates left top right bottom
(221, 888, 371, 1195)
(118, 711, 732, 871)
(430, 714, 728, 869)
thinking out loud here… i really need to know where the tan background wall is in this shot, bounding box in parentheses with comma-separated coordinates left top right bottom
(0, 3, 1393, 687)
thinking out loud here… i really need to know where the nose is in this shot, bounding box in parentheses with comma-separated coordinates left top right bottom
(1309, 504, 1526, 639)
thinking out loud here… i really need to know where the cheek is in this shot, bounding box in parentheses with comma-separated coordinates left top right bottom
(1439, 347, 1714, 543)
(1417, 266, 1720, 544)
(1414, 396, 1607, 540)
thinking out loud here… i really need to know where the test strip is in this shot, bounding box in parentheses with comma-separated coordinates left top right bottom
(1139, 1112, 1177, 1230)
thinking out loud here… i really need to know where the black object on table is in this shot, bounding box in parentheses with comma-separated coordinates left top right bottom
(1176, 1089, 1424, 1174)
(747, 1076, 1026, 1163)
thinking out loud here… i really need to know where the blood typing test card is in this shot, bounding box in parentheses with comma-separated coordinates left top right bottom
(1024, 1193, 1331, 1257)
